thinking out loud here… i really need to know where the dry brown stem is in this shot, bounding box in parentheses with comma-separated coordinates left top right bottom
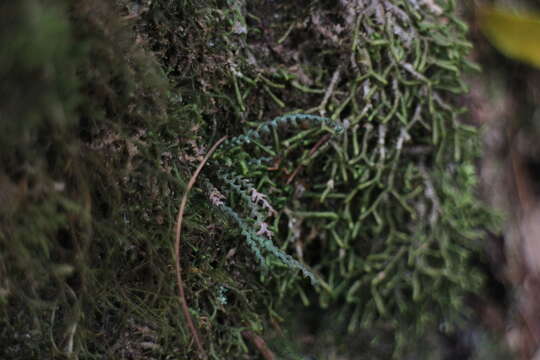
(174, 136, 227, 359)
(241, 330, 275, 360)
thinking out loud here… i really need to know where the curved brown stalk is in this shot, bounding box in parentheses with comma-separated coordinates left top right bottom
(241, 330, 275, 360)
(174, 136, 227, 359)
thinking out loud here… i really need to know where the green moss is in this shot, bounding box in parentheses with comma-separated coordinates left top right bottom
(0, 0, 192, 357)
(198, 0, 499, 357)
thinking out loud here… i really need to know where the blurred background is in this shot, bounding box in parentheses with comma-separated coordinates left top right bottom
(466, 1, 540, 359)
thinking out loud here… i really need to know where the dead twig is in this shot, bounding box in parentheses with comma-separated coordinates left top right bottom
(174, 136, 227, 359)
(286, 133, 332, 184)
(242, 330, 275, 360)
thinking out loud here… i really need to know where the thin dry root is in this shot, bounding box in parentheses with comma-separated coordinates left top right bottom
(242, 330, 275, 360)
(174, 136, 227, 360)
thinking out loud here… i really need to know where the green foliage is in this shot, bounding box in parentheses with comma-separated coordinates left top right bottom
(222, 113, 344, 149)
(204, 0, 500, 356)
(0, 0, 500, 359)
(0, 1, 86, 356)
(209, 174, 319, 284)
(205, 113, 345, 285)
(0, 0, 203, 358)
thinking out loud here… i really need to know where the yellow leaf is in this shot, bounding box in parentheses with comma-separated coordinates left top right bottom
(478, 6, 540, 68)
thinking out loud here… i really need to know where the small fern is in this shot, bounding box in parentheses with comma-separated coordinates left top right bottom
(206, 113, 344, 285)
(223, 113, 344, 148)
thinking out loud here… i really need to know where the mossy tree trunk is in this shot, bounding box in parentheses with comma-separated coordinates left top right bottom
(0, 1, 498, 359)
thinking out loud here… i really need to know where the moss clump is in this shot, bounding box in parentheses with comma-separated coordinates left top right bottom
(0, 0, 200, 357)
(1, 0, 291, 358)
(197, 0, 499, 356)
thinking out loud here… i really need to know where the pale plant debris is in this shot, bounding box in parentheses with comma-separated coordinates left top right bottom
(209, 186, 226, 207)
(250, 188, 277, 217)
(255, 221, 273, 239)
